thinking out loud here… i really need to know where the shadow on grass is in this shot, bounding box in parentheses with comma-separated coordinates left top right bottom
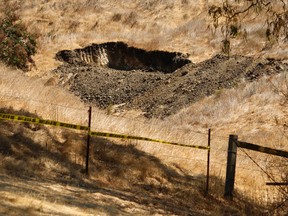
(0, 108, 266, 215)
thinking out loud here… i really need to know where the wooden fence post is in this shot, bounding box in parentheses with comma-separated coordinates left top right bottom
(224, 134, 238, 200)
(85, 106, 92, 176)
(205, 129, 211, 196)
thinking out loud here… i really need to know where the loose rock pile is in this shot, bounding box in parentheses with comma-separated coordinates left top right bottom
(53, 51, 287, 118)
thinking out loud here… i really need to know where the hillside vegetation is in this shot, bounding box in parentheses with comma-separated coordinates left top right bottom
(1, 0, 287, 73)
(0, 0, 287, 215)
(1, 109, 267, 215)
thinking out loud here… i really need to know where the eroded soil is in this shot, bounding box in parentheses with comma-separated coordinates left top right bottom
(53, 54, 287, 118)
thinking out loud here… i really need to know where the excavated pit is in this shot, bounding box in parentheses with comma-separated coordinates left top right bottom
(56, 42, 191, 73)
(54, 42, 288, 118)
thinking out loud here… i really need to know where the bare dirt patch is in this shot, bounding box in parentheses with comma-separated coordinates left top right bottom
(53, 45, 287, 118)
(56, 41, 191, 73)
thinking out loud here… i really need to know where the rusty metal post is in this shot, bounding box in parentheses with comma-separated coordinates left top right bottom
(224, 135, 238, 200)
(85, 106, 92, 175)
(205, 129, 211, 196)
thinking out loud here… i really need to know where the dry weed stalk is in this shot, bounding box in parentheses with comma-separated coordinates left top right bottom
(268, 72, 288, 104)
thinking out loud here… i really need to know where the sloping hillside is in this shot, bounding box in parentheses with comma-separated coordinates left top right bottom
(0, 109, 266, 215)
(53, 50, 287, 118)
(0, 0, 287, 215)
(1, 0, 287, 74)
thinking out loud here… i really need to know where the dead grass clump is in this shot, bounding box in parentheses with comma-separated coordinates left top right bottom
(0, 110, 85, 180)
(0, 107, 38, 118)
(268, 72, 288, 104)
(0, 134, 12, 155)
(265, 157, 288, 214)
(68, 20, 80, 32)
(111, 13, 122, 22)
(89, 137, 171, 187)
(123, 12, 138, 27)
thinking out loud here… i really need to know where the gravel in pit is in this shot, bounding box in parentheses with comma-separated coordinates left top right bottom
(53, 54, 287, 118)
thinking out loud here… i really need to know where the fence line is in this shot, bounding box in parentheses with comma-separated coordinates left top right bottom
(0, 96, 213, 148)
(0, 112, 210, 150)
(224, 135, 288, 202)
(0, 94, 234, 141)
(0, 93, 88, 111)
(2, 94, 286, 206)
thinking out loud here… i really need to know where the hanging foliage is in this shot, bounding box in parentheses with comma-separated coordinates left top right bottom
(209, 0, 287, 56)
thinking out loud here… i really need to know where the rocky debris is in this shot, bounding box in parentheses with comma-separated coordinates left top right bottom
(53, 54, 287, 118)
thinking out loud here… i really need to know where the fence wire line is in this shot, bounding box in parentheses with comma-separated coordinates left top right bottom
(94, 159, 208, 180)
(1, 93, 285, 167)
(2, 95, 286, 192)
(156, 154, 207, 163)
(66, 145, 265, 174)
(0, 94, 88, 111)
(0, 93, 231, 140)
(237, 147, 287, 197)
(235, 154, 283, 165)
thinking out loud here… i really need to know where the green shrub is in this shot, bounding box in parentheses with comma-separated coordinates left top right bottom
(0, 11, 37, 70)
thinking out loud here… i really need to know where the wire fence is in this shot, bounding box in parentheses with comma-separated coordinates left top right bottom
(0, 94, 209, 175)
(0, 94, 287, 209)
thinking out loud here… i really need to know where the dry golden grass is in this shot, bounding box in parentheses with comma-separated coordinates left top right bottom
(0, 117, 266, 215)
(0, 174, 159, 215)
(1, 59, 287, 209)
(0, 0, 286, 74)
(0, 0, 287, 213)
(168, 70, 288, 204)
(1, 48, 288, 195)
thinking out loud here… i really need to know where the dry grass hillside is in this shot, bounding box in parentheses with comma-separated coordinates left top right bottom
(0, 0, 287, 215)
(0, 109, 268, 215)
(1, 0, 287, 74)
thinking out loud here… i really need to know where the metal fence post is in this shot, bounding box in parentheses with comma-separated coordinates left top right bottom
(85, 106, 92, 175)
(224, 134, 238, 200)
(205, 129, 211, 196)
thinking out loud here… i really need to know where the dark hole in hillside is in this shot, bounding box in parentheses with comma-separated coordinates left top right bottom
(55, 42, 191, 73)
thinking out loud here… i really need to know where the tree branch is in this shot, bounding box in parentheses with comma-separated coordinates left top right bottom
(228, 1, 260, 19)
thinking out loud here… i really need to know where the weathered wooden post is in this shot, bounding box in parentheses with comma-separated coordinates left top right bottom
(224, 134, 238, 200)
(205, 129, 211, 196)
(85, 106, 92, 175)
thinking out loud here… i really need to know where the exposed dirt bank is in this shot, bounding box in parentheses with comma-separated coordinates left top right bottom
(56, 42, 191, 73)
(53, 49, 287, 118)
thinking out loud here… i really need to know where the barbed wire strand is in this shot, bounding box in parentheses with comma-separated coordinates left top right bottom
(0, 94, 88, 111)
(2, 94, 287, 206)
(0, 93, 232, 140)
(237, 147, 287, 198)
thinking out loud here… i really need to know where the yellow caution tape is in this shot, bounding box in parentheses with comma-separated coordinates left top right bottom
(0, 113, 209, 150)
(90, 131, 209, 149)
(0, 113, 89, 131)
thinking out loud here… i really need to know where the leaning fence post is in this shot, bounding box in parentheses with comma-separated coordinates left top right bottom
(205, 129, 211, 196)
(85, 106, 92, 175)
(224, 134, 238, 200)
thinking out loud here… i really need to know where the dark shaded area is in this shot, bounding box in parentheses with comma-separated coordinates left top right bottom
(55, 41, 191, 73)
(0, 109, 266, 215)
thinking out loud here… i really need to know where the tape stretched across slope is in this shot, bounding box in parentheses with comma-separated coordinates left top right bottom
(0, 113, 209, 150)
